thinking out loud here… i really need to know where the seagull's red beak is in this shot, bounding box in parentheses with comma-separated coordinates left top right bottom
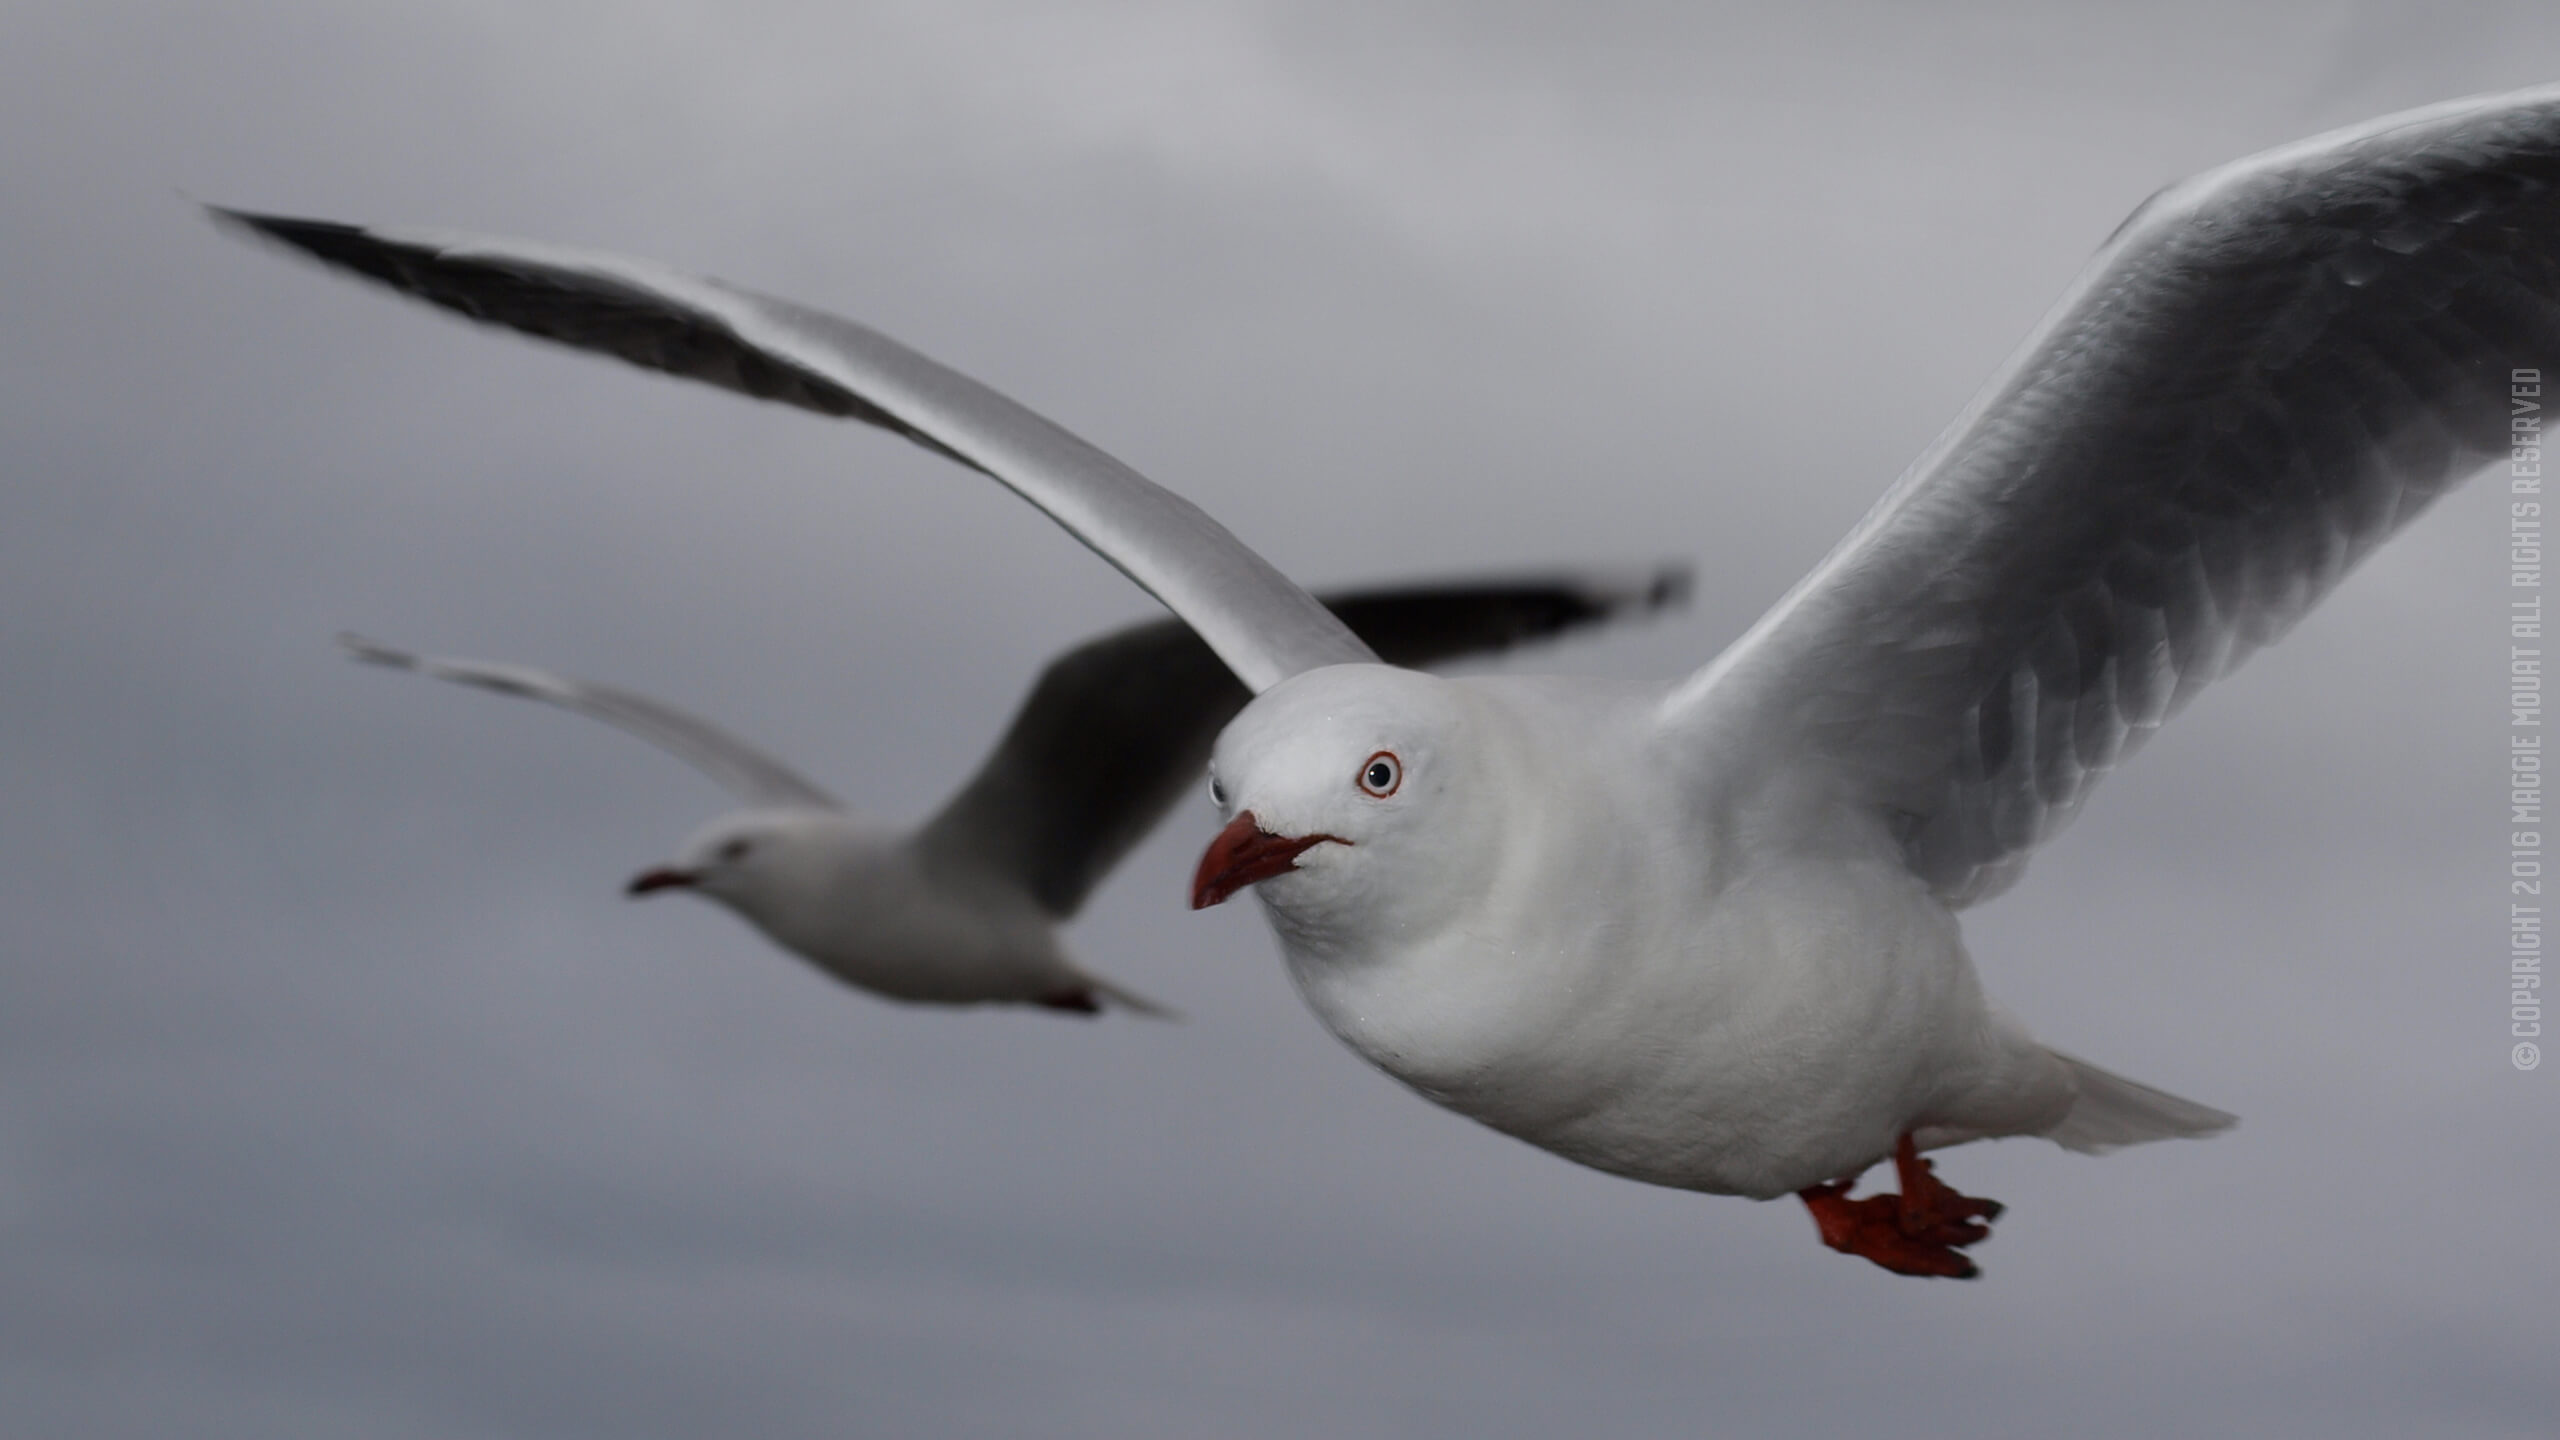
(625, 866, 697, 897)
(1192, 811, 1346, 909)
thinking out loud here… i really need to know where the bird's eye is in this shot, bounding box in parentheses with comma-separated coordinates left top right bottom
(1209, 778, 1227, 808)
(718, 838, 753, 862)
(1357, 751, 1402, 798)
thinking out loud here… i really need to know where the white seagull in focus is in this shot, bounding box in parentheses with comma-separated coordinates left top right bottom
(338, 570, 1685, 1018)
(218, 83, 2560, 1275)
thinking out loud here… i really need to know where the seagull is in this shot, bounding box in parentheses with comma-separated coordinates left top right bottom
(337, 569, 1686, 1018)
(215, 82, 2560, 1276)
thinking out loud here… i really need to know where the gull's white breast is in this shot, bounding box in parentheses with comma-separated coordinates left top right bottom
(1260, 675, 2070, 1199)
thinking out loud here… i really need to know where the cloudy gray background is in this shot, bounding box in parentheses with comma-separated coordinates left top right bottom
(3, 1, 2552, 1435)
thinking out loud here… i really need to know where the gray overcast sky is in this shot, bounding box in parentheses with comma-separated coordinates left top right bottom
(3, 2, 2553, 1436)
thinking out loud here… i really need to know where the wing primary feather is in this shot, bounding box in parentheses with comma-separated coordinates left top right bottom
(215, 206, 1374, 692)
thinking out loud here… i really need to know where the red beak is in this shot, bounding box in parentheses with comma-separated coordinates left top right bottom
(1191, 811, 1346, 909)
(625, 866, 697, 897)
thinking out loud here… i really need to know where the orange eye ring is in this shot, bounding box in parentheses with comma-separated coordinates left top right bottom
(1357, 750, 1403, 798)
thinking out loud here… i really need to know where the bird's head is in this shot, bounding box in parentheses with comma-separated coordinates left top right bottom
(626, 809, 843, 920)
(1194, 665, 1509, 953)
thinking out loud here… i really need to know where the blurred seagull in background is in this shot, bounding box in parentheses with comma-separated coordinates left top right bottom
(220, 81, 2560, 1274)
(340, 570, 1684, 1018)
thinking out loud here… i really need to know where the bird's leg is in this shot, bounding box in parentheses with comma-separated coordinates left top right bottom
(1795, 1132, 2002, 1280)
(1796, 1176, 1916, 1266)
(1889, 1132, 2003, 1246)
(1035, 988, 1102, 1015)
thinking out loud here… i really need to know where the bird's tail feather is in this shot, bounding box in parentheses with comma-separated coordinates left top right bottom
(2042, 1050, 2236, 1153)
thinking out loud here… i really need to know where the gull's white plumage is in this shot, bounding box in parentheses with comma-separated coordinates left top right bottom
(339, 633, 1151, 1014)
(1209, 665, 2212, 1200)
(224, 82, 2560, 1273)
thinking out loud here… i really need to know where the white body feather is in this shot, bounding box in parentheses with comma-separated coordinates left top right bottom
(1223, 669, 2089, 1198)
(674, 811, 1102, 1007)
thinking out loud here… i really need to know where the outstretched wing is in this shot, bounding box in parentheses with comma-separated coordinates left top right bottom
(218, 209, 1375, 692)
(918, 567, 1691, 917)
(341, 634, 839, 811)
(1664, 85, 2560, 905)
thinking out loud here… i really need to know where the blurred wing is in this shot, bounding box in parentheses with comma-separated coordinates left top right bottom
(218, 208, 1374, 692)
(919, 566, 1692, 916)
(1664, 85, 2560, 905)
(341, 634, 838, 811)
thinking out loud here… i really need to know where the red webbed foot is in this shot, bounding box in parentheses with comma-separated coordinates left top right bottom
(1890, 1133, 2002, 1247)
(1796, 1133, 2004, 1280)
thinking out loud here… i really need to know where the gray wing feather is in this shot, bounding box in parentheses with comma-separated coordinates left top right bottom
(1665, 85, 2560, 905)
(218, 210, 1374, 693)
(340, 634, 838, 811)
(918, 567, 1690, 916)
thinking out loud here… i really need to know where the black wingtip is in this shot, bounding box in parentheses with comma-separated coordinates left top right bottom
(1580, 561, 1694, 618)
(1640, 563, 1695, 614)
(201, 202, 281, 251)
(204, 205, 421, 289)
(201, 203, 312, 246)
